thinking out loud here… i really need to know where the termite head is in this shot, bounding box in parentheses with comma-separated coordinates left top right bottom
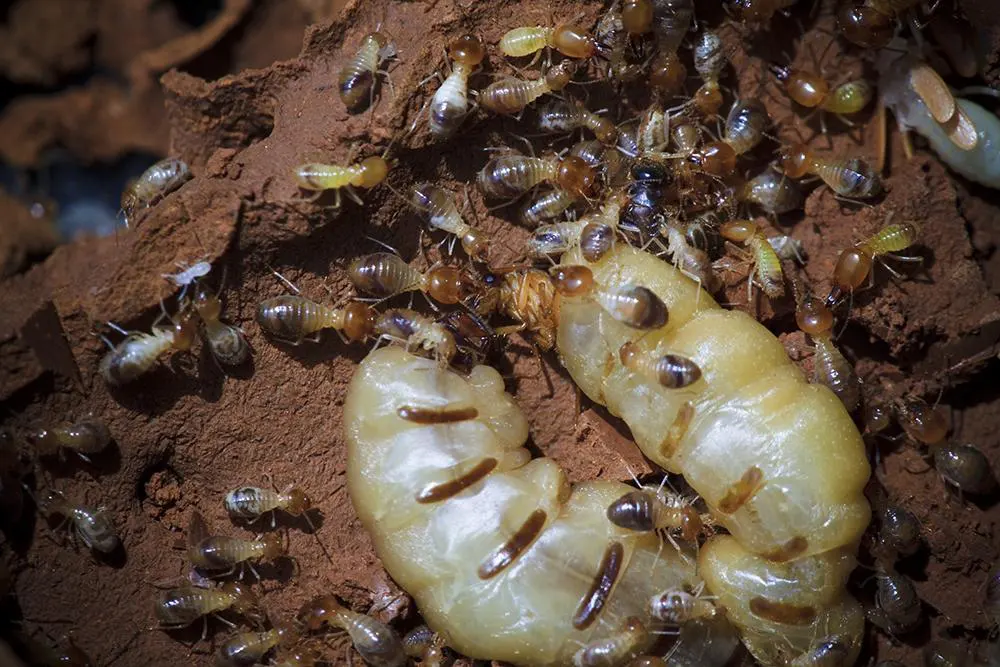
(448, 34, 485, 67)
(260, 533, 288, 560)
(649, 52, 687, 95)
(282, 487, 312, 515)
(557, 156, 597, 196)
(357, 156, 391, 189)
(719, 219, 757, 244)
(192, 282, 222, 321)
(618, 341, 641, 370)
(550, 265, 594, 297)
(837, 4, 894, 49)
(621, 0, 654, 34)
(222, 581, 263, 622)
(343, 302, 377, 342)
(778, 143, 811, 179)
(297, 594, 344, 632)
(544, 61, 577, 91)
(173, 309, 201, 351)
(894, 399, 948, 445)
(795, 297, 834, 336)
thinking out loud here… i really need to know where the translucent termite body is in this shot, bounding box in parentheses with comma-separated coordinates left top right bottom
(838, 0, 920, 48)
(154, 581, 263, 629)
(257, 296, 375, 344)
(618, 341, 702, 391)
(217, 622, 298, 667)
(499, 22, 597, 59)
(293, 155, 390, 208)
(191, 282, 250, 366)
(521, 188, 579, 226)
(739, 170, 804, 216)
(605, 484, 705, 541)
(933, 443, 996, 495)
(768, 63, 873, 130)
(298, 595, 406, 667)
(187, 511, 286, 577)
(825, 219, 919, 305)
(786, 637, 851, 666)
(374, 308, 457, 364)
(339, 31, 396, 111)
(871, 489, 921, 557)
(477, 153, 596, 200)
(538, 100, 618, 144)
(480, 61, 576, 115)
(868, 566, 922, 634)
(99, 310, 198, 386)
(555, 244, 870, 665)
(661, 225, 720, 293)
(780, 144, 882, 199)
(224, 484, 313, 527)
(648, 588, 718, 625)
(410, 183, 489, 261)
(894, 397, 947, 445)
(796, 298, 861, 412)
(120, 157, 191, 227)
(39, 490, 119, 554)
(719, 220, 785, 299)
(348, 253, 476, 305)
(344, 346, 701, 666)
(529, 197, 624, 261)
(29, 417, 110, 463)
(572, 617, 651, 667)
(552, 265, 669, 330)
(429, 35, 485, 139)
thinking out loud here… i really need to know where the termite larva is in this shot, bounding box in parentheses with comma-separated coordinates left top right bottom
(345, 346, 700, 665)
(555, 244, 870, 666)
(257, 296, 376, 344)
(480, 60, 576, 116)
(29, 416, 111, 464)
(410, 183, 489, 261)
(120, 157, 191, 228)
(339, 31, 396, 112)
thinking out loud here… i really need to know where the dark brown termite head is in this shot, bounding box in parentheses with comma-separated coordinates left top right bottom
(557, 156, 597, 196)
(551, 265, 595, 297)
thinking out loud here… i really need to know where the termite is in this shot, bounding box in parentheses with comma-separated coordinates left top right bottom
(551, 265, 669, 330)
(217, 621, 299, 667)
(661, 224, 721, 294)
(651, 0, 695, 57)
(922, 640, 975, 667)
(779, 143, 883, 200)
(120, 157, 191, 228)
(499, 20, 597, 61)
(618, 342, 702, 391)
(477, 153, 596, 201)
(224, 481, 314, 529)
(787, 637, 851, 666)
(871, 490, 921, 558)
(620, 162, 670, 239)
(678, 100, 769, 181)
(724, 0, 799, 25)
(28, 416, 111, 464)
(438, 308, 502, 370)
(555, 244, 870, 665)
(348, 252, 477, 305)
(739, 169, 804, 217)
(796, 297, 861, 411)
(154, 581, 263, 631)
(719, 219, 786, 299)
(98, 308, 198, 386)
(520, 188, 580, 226)
(410, 183, 489, 261)
(38, 489, 119, 554)
(257, 296, 376, 345)
(894, 397, 948, 446)
(186, 510, 287, 581)
(573, 616, 651, 667)
(402, 625, 449, 667)
(838, 0, 919, 48)
(292, 152, 391, 209)
(606, 482, 707, 547)
(933, 443, 996, 496)
(344, 346, 700, 665)
(339, 30, 396, 112)
(529, 195, 624, 261)
(648, 587, 718, 625)
(162, 259, 212, 299)
(569, 139, 628, 186)
(682, 30, 726, 118)
(768, 235, 806, 264)
(297, 595, 406, 667)
(374, 308, 457, 365)
(867, 564, 922, 635)
(824, 218, 919, 306)
(768, 50, 873, 133)
(480, 60, 576, 116)
(425, 34, 485, 139)
(190, 281, 249, 367)
(474, 268, 560, 350)
(538, 100, 619, 145)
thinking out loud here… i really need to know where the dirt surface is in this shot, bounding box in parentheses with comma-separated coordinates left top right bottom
(1, 1, 999, 666)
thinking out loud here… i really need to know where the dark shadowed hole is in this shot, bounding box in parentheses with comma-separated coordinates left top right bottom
(163, 0, 224, 27)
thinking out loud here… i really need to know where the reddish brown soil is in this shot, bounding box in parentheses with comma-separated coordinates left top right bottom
(1, 1, 999, 666)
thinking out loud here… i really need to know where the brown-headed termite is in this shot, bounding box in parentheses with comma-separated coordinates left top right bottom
(719, 219, 786, 300)
(98, 308, 199, 386)
(153, 581, 264, 632)
(293, 151, 391, 209)
(348, 252, 478, 306)
(257, 296, 376, 345)
(120, 157, 191, 228)
(824, 217, 920, 307)
(423, 34, 485, 139)
(297, 595, 406, 667)
(28, 416, 110, 464)
(37, 489, 119, 555)
(780, 143, 883, 200)
(480, 60, 576, 116)
(538, 100, 619, 145)
(410, 183, 490, 261)
(339, 30, 396, 112)
(551, 265, 669, 330)
(190, 281, 249, 367)
(217, 620, 299, 667)
(186, 510, 287, 581)
(499, 20, 597, 61)
(478, 152, 597, 201)
(224, 480, 315, 530)
(795, 297, 861, 411)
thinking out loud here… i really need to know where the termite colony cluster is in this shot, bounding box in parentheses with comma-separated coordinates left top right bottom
(3, 0, 1000, 665)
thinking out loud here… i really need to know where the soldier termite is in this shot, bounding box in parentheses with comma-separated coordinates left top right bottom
(153, 581, 264, 633)
(480, 60, 577, 116)
(555, 244, 870, 665)
(499, 20, 597, 61)
(186, 510, 288, 581)
(537, 100, 619, 145)
(28, 416, 111, 464)
(257, 296, 376, 345)
(410, 183, 490, 261)
(779, 143, 883, 200)
(190, 281, 250, 367)
(374, 308, 457, 365)
(37, 489, 119, 554)
(719, 219, 786, 300)
(739, 169, 804, 217)
(344, 346, 700, 665)
(348, 252, 477, 306)
(824, 218, 920, 307)
(795, 297, 861, 411)
(339, 30, 396, 112)
(292, 151, 391, 209)
(552, 265, 669, 330)
(217, 621, 299, 667)
(933, 443, 996, 496)
(423, 34, 485, 140)
(98, 307, 199, 386)
(119, 157, 191, 228)
(297, 595, 406, 667)
(477, 153, 597, 201)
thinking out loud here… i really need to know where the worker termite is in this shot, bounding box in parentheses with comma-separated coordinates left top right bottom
(410, 183, 489, 261)
(292, 151, 391, 209)
(348, 252, 477, 306)
(893, 397, 948, 445)
(868, 565, 922, 635)
(661, 224, 721, 294)
(37, 489, 118, 554)
(224, 480, 315, 530)
(499, 20, 597, 61)
(190, 281, 249, 367)
(606, 482, 707, 549)
(676, 100, 769, 181)
(98, 307, 198, 386)
(824, 218, 920, 307)
(339, 30, 396, 112)
(719, 219, 786, 299)
(795, 297, 861, 411)
(555, 245, 870, 665)
(529, 195, 624, 261)
(257, 296, 376, 345)
(187, 510, 288, 581)
(345, 345, 701, 665)
(374, 308, 457, 365)
(120, 156, 191, 228)
(551, 265, 669, 330)
(573, 616, 652, 667)
(154, 581, 264, 632)
(618, 342, 703, 391)
(538, 100, 618, 145)
(424, 34, 485, 139)
(779, 143, 883, 200)
(480, 60, 576, 116)
(768, 61, 873, 133)
(648, 587, 719, 625)
(933, 443, 996, 496)
(28, 416, 111, 464)
(837, 0, 919, 48)
(477, 153, 596, 201)
(474, 268, 560, 350)
(217, 621, 299, 667)
(739, 169, 804, 217)
(297, 595, 406, 667)
(402, 625, 449, 667)
(872, 493, 921, 557)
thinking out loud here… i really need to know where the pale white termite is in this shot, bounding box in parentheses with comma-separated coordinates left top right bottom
(555, 245, 870, 666)
(427, 35, 485, 139)
(344, 346, 708, 667)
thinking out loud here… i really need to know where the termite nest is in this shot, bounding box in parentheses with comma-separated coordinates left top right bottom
(3, 0, 1000, 666)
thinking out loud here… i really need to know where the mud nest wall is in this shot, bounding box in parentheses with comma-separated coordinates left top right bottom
(1, 0, 999, 665)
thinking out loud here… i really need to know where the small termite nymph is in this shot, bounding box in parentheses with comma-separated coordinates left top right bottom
(293, 154, 391, 209)
(99, 309, 199, 386)
(224, 482, 314, 529)
(38, 490, 119, 554)
(780, 143, 883, 200)
(481, 60, 576, 116)
(427, 34, 485, 139)
(339, 31, 396, 112)
(648, 588, 719, 625)
(551, 265, 668, 330)
(374, 308, 457, 365)
(297, 595, 406, 667)
(120, 157, 191, 228)
(29, 416, 111, 464)
(257, 294, 375, 345)
(795, 297, 861, 412)
(825, 218, 920, 306)
(347, 252, 476, 305)
(410, 183, 489, 261)
(719, 220, 785, 300)
(162, 259, 212, 298)
(190, 281, 249, 367)
(619, 342, 702, 390)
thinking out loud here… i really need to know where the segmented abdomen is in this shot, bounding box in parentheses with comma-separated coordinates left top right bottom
(430, 70, 469, 137)
(478, 156, 554, 198)
(225, 486, 274, 519)
(555, 245, 870, 666)
(344, 347, 700, 666)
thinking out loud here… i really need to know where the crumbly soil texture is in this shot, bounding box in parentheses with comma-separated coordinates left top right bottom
(1, 1, 999, 666)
